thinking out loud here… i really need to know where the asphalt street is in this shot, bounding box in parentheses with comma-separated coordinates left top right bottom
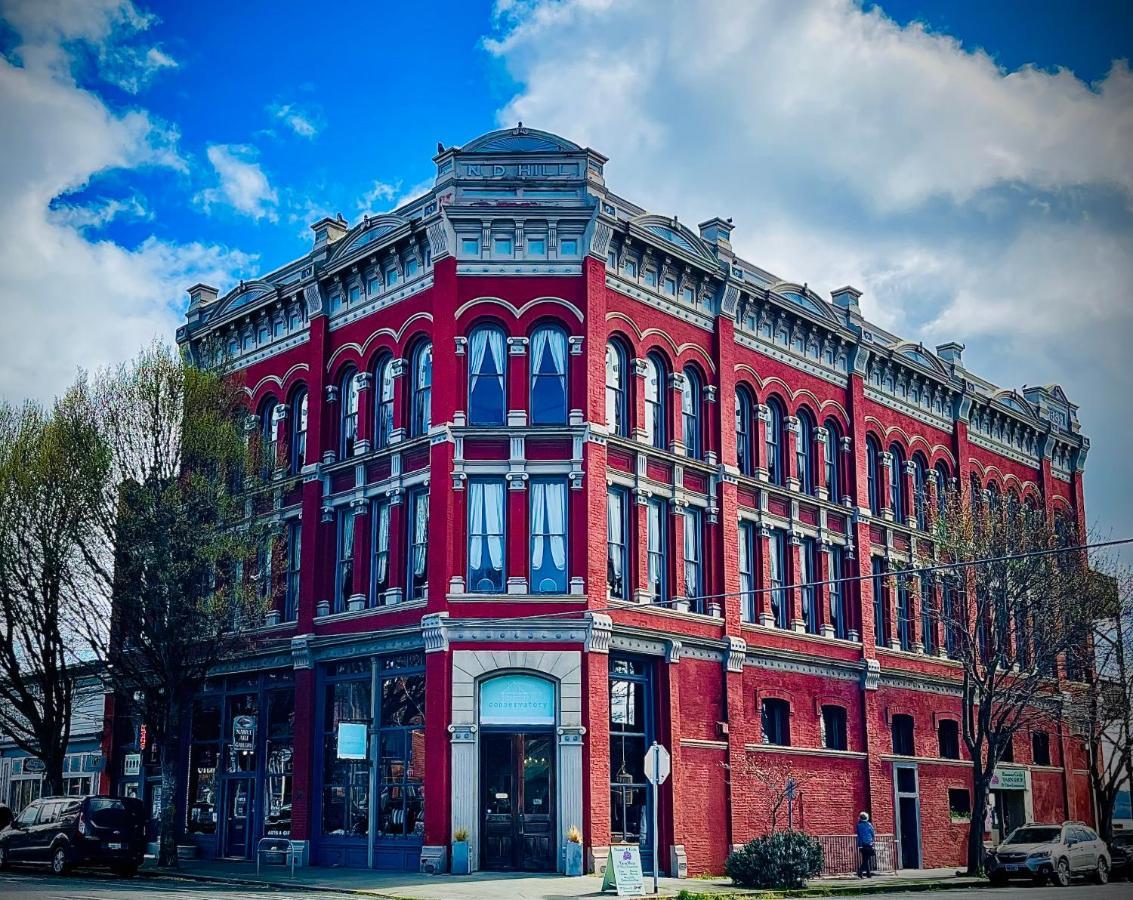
(0, 870, 362, 900)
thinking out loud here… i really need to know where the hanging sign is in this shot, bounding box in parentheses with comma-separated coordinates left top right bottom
(601, 845, 645, 896)
(232, 714, 257, 752)
(123, 753, 141, 777)
(990, 767, 1027, 791)
(336, 722, 368, 760)
(479, 674, 555, 726)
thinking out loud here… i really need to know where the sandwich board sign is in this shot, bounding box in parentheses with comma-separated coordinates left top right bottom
(601, 844, 645, 896)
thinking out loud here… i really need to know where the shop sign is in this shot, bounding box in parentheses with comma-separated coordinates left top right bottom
(123, 754, 141, 777)
(232, 714, 257, 752)
(991, 767, 1027, 791)
(601, 844, 645, 896)
(21, 758, 45, 775)
(82, 753, 104, 773)
(479, 674, 555, 726)
(336, 722, 368, 760)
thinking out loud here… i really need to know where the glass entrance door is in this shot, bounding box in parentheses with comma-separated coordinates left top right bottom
(479, 733, 555, 871)
(224, 778, 254, 858)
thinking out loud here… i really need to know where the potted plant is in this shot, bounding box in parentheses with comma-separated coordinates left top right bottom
(451, 826, 470, 874)
(564, 825, 583, 875)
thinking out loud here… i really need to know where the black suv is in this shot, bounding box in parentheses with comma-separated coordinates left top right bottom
(0, 795, 145, 876)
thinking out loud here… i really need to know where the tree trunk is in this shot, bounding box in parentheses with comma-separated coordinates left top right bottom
(966, 774, 990, 875)
(157, 698, 184, 868)
(43, 751, 65, 798)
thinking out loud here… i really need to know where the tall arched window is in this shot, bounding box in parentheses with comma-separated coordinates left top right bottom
(889, 444, 906, 520)
(681, 366, 702, 460)
(824, 418, 842, 502)
(736, 388, 755, 476)
(912, 453, 929, 530)
(935, 462, 951, 518)
(796, 409, 816, 494)
(340, 369, 359, 458)
(644, 353, 666, 450)
(289, 388, 308, 475)
(605, 340, 628, 436)
(866, 436, 882, 515)
(409, 340, 432, 437)
(765, 397, 785, 486)
(468, 324, 507, 426)
(374, 356, 395, 450)
(260, 397, 279, 477)
(530, 324, 568, 425)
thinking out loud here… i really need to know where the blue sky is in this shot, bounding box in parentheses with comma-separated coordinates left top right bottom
(0, 0, 1131, 556)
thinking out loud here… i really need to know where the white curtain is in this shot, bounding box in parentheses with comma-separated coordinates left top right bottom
(375, 502, 391, 586)
(469, 481, 485, 572)
(412, 493, 428, 578)
(470, 481, 504, 586)
(683, 509, 699, 598)
(607, 492, 623, 588)
(546, 480, 566, 572)
(531, 480, 547, 571)
(485, 480, 504, 573)
(469, 327, 489, 386)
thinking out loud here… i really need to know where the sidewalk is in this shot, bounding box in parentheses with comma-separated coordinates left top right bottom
(140, 858, 986, 899)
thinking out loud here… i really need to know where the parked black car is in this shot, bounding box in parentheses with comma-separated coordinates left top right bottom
(0, 795, 145, 876)
(1109, 831, 1132, 880)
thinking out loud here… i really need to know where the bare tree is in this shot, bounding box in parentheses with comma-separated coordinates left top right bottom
(727, 754, 816, 833)
(927, 486, 1106, 874)
(74, 343, 268, 867)
(0, 390, 108, 796)
(1063, 566, 1133, 842)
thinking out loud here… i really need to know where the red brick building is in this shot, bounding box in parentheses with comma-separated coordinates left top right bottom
(121, 126, 1091, 876)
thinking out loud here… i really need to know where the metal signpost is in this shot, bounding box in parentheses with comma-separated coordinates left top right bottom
(643, 742, 671, 897)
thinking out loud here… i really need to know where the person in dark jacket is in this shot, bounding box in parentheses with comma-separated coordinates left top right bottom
(856, 811, 876, 877)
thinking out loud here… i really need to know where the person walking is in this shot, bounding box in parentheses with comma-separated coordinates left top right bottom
(856, 811, 876, 877)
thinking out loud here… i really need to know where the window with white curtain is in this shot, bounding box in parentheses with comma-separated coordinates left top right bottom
(824, 418, 842, 502)
(681, 368, 702, 459)
(801, 536, 819, 634)
(340, 370, 359, 458)
(260, 397, 279, 478)
(797, 410, 816, 495)
(739, 521, 756, 623)
(765, 398, 785, 485)
(335, 510, 354, 613)
(371, 499, 391, 602)
(607, 487, 629, 599)
(683, 506, 703, 611)
(736, 389, 754, 476)
(410, 342, 432, 437)
(284, 521, 301, 622)
(644, 354, 666, 449)
(468, 479, 506, 592)
(768, 529, 788, 629)
(374, 357, 395, 450)
(407, 488, 428, 601)
(468, 325, 507, 426)
(530, 478, 568, 593)
(829, 545, 847, 639)
(289, 389, 307, 476)
(530, 325, 568, 425)
(605, 341, 628, 436)
(646, 497, 667, 604)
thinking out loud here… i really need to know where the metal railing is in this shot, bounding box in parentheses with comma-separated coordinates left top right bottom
(816, 833, 898, 875)
(256, 837, 301, 878)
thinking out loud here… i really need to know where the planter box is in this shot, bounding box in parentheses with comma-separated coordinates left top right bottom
(564, 841, 583, 876)
(451, 840, 470, 874)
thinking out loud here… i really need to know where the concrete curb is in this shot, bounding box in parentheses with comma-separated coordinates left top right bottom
(675, 877, 987, 899)
(139, 868, 407, 897)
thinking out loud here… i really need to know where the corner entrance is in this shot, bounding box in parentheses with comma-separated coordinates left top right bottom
(480, 732, 555, 871)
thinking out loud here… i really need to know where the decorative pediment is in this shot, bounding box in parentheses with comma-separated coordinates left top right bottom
(460, 126, 581, 154)
(992, 389, 1040, 423)
(768, 282, 838, 324)
(212, 280, 278, 320)
(330, 215, 411, 262)
(629, 214, 717, 266)
(893, 342, 947, 375)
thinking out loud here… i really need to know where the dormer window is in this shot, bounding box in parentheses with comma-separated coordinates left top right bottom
(348, 285, 361, 304)
(560, 238, 578, 256)
(663, 277, 676, 296)
(493, 236, 513, 256)
(405, 258, 419, 278)
(527, 237, 546, 256)
(682, 286, 695, 304)
(385, 268, 399, 288)
(461, 236, 480, 256)
(367, 276, 380, 294)
(625, 259, 638, 278)
(643, 269, 657, 288)
(607, 249, 617, 268)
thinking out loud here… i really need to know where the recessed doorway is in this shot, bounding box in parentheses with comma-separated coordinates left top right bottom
(479, 732, 555, 871)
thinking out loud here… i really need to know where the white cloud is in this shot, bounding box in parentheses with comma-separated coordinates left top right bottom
(268, 102, 322, 139)
(197, 144, 280, 222)
(49, 194, 151, 230)
(487, 0, 1133, 552)
(0, 2, 253, 404)
(357, 178, 435, 216)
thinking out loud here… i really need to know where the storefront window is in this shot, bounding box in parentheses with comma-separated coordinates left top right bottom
(609, 657, 652, 863)
(264, 690, 294, 837)
(187, 696, 220, 834)
(377, 656, 425, 841)
(322, 673, 371, 836)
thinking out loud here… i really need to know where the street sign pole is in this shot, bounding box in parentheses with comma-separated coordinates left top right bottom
(651, 741, 659, 897)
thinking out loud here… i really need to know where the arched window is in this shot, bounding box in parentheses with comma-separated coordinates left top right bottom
(530, 324, 568, 425)
(765, 397, 785, 486)
(605, 340, 628, 437)
(409, 341, 432, 437)
(796, 409, 816, 494)
(866, 436, 882, 515)
(912, 453, 929, 530)
(260, 397, 279, 477)
(340, 369, 359, 458)
(468, 323, 507, 426)
(889, 444, 906, 520)
(681, 366, 702, 460)
(934, 462, 950, 517)
(644, 353, 666, 450)
(289, 388, 308, 475)
(824, 418, 842, 502)
(736, 388, 755, 476)
(374, 356, 395, 450)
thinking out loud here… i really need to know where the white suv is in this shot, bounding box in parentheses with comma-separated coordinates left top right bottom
(987, 822, 1111, 886)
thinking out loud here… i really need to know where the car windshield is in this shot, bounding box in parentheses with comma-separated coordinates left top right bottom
(86, 798, 134, 828)
(1004, 827, 1061, 845)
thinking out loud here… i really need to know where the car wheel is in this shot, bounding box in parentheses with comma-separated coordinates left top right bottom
(1054, 858, 1071, 887)
(50, 845, 70, 876)
(1094, 858, 1109, 885)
